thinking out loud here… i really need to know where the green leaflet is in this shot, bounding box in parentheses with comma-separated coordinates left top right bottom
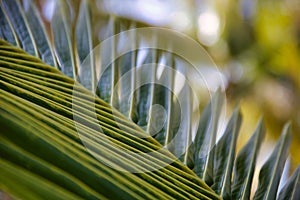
(152, 51, 175, 146)
(135, 47, 157, 131)
(22, 0, 57, 68)
(51, 0, 76, 79)
(278, 166, 300, 200)
(253, 124, 292, 200)
(96, 16, 119, 104)
(117, 23, 138, 122)
(0, 3, 19, 46)
(170, 58, 193, 165)
(1, 0, 38, 56)
(191, 89, 224, 183)
(0, 138, 105, 200)
(232, 119, 265, 200)
(76, 0, 96, 92)
(0, 102, 153, 200)
(211, 108, 242, 199)
(0, 158, 85, 200)
(76, 0, 93, 64)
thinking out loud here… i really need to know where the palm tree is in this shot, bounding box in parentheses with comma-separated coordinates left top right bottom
(0, 0, 299, 199)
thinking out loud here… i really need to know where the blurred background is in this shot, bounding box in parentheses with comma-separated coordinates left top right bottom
(37, 0, 300, 194)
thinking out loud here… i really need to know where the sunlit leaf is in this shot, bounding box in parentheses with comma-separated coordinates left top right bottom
(278, 166, 300, 200)
(211, 108, 242, 199)
(0, 158, 87, 200)
(192, 89, 224, 184)
(0, 40, 221, 200)
(0, 138, 106, 200)
(232, 119, 265, 200)
(0, 0, 299, 198)
(253, 123, 292, 200)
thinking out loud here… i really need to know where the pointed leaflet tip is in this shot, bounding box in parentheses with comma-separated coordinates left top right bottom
(253, 122, 292, 200)
(232, 118, 265, 200)
(211, 107, 242, 199)
(278, 166, 300, 200)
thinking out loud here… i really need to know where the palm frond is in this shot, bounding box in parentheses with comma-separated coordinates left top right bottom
(0, 40, 220, 200)
(0, 0, 299, 199)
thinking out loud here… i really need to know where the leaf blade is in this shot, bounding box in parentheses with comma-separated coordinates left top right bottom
(0, 40, 221, 200)
(277, 166, 300, 200)
(1, 0, 38, 56)
(51, 0, 76, 79)
(211, 107, 242, 199)
(253, 123, 292, 200)
(232, 118, 265, 200)
(76, 0, 96, 91)
(192, 89, 224, 183)
(22, 0, 57, 68)
(0, 3, 19, 46)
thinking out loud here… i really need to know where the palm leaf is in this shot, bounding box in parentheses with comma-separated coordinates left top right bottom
(76, 0, 96, 91)
(211, 107, 242, 199)
(116, 22, 138, 121)
(0, 40, 220, 200)
(22, 0, 57, 68)
(0, 0, 299, 199)
(134, 41, 158, 133)
(232, 119, 265, 199)
(51, 0, 77, 79)
(156, 51, 175, 146)
(96, 16, 120, 105)
(191, 89, 224, 183)
(278, 166, 300, 200)
(0, 2, 19, 46)
(253, 124, 292, 200)
(0, 158, 89, 200)
(1, 0, 37, 56)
